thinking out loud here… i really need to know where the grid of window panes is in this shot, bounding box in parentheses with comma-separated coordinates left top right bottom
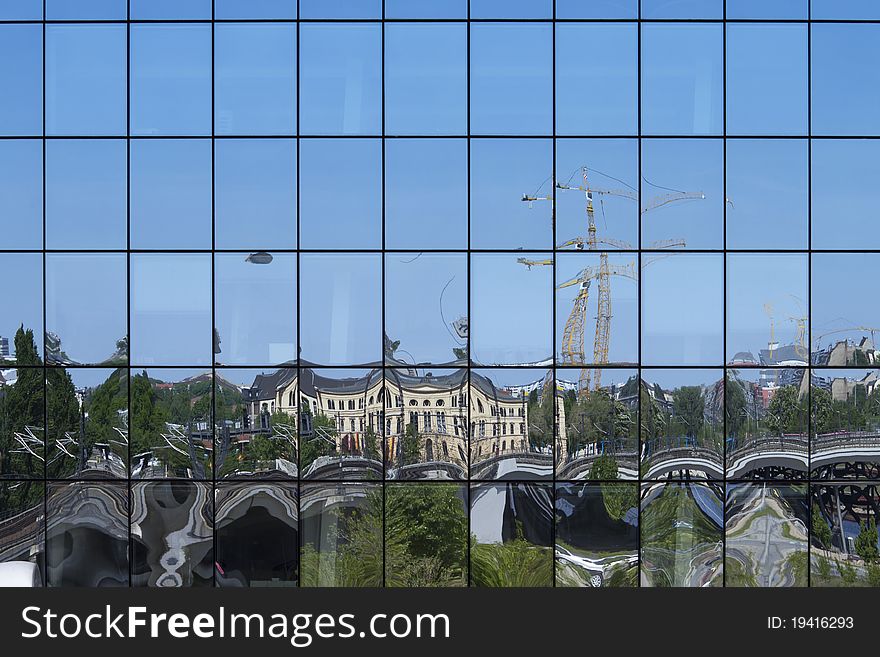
(1, 1, 878, 588)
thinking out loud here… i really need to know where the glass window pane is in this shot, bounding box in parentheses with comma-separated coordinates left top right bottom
(385, 23, 467, 136)
(0, 25, 42, 136)
(641, 254, 723, 365)
(216, 483, 298, 587)
(130, 139, 212, 249)
(215, 0, 295, 19)
(131, 24, 212, 136)
(470, 483, 553, 586)
(46, 24, 126, 136)
(301, 483, 383, 586)
(471, 253, 552, 366)
(812, 24, 880, 137)
(385, 253, 467, 367)
(555, 0, 636, 18)
(386, 0, 467, 18)
(557, 253, 638, 366)
(726, 253, 808, 366)
(215, 23, 296, 136)
(385, 138, 467, 250)
(811, 253, 880, 366)
(470, 369, 553, 480)
(556, 23, 637, 136)
(48, 368, 128, 479)
(726, 139, 808, 250)
(0, 483, 43, 575)
(300, 254, 382, 366)
(301, 0, 380, 18)
(812, 0, 880, 19)
(299, 367, 383, 480)
(300, 23, 382, 136)
(727, 369, 808, 480)
(131, 0, 211, 19)
(555, 482, 639, 587)
(46, 139, 127, 250)
(214, 253, 297, 366)
(471, 0, 551, 18)
(385, 370, 468, 480)
(641, 23, 723, 136)
(0, 140, 42, 249)
(129, 370, 213, 479)
(0, 254, 43, 364)
(641, 482, 723, 586)
(0, 0, 42, 19)
(131, 481, 213, 586)
(386, 484, 467, 586)
(810, 484, 879, 585)
(470, 139, 553, 250)
(556, 138, 639, 250)
(812, 140, 880, 250)
(131, 254, 212, 366)
(0, 363, 44, 477)
(641, 0, 722, 18)
(471, 23, 552, 136)
(727, 0, 807, 18)
(215, 139, 296, 250)
(215, 368, 297, 480)
(727, 24, 807, 136)
(641, 138, 723, 250)
(46, 0, 125, 19)
(300, 138, 381, 249)
(46, 483, 128, 587)
(556, 368, 639, 480)
(46, 253, 127, 366)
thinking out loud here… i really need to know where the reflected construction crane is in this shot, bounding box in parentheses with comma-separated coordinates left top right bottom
(521, 167, 702, 394)
(813, 326, 880, 351)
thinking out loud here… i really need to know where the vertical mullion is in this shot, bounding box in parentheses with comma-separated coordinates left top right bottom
(210, 0, 217, 588)
(550, 2, 557, 589)
(125, 0, 132, 588)
(721, 0, 728, 589)
(380, 0, 386, 589)
(41, 0, 48, 588)
(465, 1, 472, 588)
(636, 0, 643, 589)
(806, 2, 813, 589)
(295, 0, 302, 589)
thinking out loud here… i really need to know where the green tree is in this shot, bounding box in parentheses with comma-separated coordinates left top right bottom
(725, 374, 747, 437)
(400, 420, 421, 465)
(811, 386, 834, 434)
(46, 367, 80, 478)
(854, 518, 879, 564)
(766, 385, 806, 435)
(812, 505, 832, 549)
(0, 327, 44, 475)
(673, 386, 704, 438)
(299, 405, 337, 469)
(129, 371, 168, 457)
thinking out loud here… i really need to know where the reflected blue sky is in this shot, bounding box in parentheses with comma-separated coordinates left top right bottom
(0, 140, 42, 249)
(812, 253, 880, 350)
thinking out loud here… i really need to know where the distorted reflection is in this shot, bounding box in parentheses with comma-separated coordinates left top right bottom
(0, 481, 44, 584)
(131, 481, 213, 587)
(470, 482, 553, 587)
(46, 482, 128, 587)
(557, 369, 639, 480)
(725, 483, 808, 587)
(640, 370, 724, 480)
(640, 481, 723, 587)
(0, 328, 44, 478)
(215, 483, 298, 587)
(555, 483, 638, 587)
(300, 483, 382, 587)
(811, 483, 880, 587)
(470, 369, 553, 480)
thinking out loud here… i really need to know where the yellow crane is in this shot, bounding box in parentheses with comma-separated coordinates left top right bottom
(521, 167, 701, 395)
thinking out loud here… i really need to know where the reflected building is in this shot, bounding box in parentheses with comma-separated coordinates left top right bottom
(725, 484, 808, 587)
(0, 482, 43, 575)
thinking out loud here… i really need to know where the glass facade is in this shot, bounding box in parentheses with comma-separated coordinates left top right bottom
(0, 2, 877, 590)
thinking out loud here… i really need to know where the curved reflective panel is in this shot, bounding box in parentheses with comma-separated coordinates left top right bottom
(217, 368, 297, 480)
(131, 481, 213, 588)
(385, 483, 467, 587)
(215, 483, 298, 587)
(811, 483, 880, 587)
(557, 368, 639, 481)
(46, 482, 128, 587)
(299, 368, 383, 481)
(725, 483, 808, 587)
(0, 482, 44, 581)
(640, 481, 723, 587)
(300, 482, 383, 587)
(470, 482, 553, 587)
(726, 369, 808, 480)
(810, 369, 880, 481)
(470, 369, 553, 481)
(47, 368, 128, 480)
(386, 369, 468, 481)
(129, 369, 213, 480)
(555, 482, 638, 587)
(640, 370, 724, 481)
